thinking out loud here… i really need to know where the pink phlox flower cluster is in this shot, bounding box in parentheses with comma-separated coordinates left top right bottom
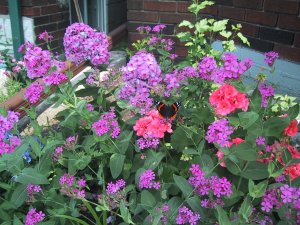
(139, 169, 161, 190)
(189, 164, 232, 208)
(136, 25, 151, 33)
(43, 60, 68, 86)
(0, 111, 21, 155)
(38, 31, 53, 41)
(52, 146, 64, 161)
(63, 23, 109, 66)
(24, 46, 52, 79)
(59, 174, 86, 199)
(152, 24, 166, 33)
(27, 184, 42, 195)
(157, 203, 170, 224)
(18, 41, 34, 53)
(176, 206, 200, 225)
(133, 110, 172, 149)
(24, 82, 45, 104)
(258, 82, 275, 108)
(264, 51, 279, 66)
(106, 179, 126, 195)
(86, 103, 94, 111)
(119, 51, 162, 114)
(66, 136, 76, 143)
(198, 53, 252, 84)
(209, 84, 249, 116)
(92, 109, 121, 138)
(261, 185, 300, 213)
(25, 208, 45, 225)
(205, 119, 234, 147)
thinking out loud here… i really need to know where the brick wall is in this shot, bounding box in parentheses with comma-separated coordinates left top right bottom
(108, 0, 127, 32)
(127, 0, 300, 63)
(0, 0, 69, 53)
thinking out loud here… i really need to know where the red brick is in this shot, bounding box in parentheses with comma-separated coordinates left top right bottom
(34, 15, 50, 26)
(35, 23, 57, 35)
(128, 32, 147, 43)
(127, 10, 159, 22)
(260, 27, 294, 45)
(240, 22, 259, 37)
(144, 1, 176, 12)
(274, 44, 300, 62)
(264, 0, 299, 14)
(218, 6, 245, 21)
(246, 36, 274, 52)
(233, 0, 263, 10)
(0, 1, 7, 6)
(41, 4, 67, 15)
(0, 6, 8, 14)
(22, 7, 41, 16)
(201, 5, 218, 15)
(127, 0, 143, 10)
(57, 20, 69, 29)
(215, 0, 233, 6)
(160, 12, 194, 24)
(178, 2, 189, 13)
(278, 15, 300, 32)
(245, 10, 277, 26)
(294, 33, 300, 48)
(51, 13, 64, 22)
(175, 46, 188, 57)
(49, 29, 66, 40)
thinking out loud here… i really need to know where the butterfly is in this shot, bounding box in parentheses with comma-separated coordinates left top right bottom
(155, 101, 181, 120)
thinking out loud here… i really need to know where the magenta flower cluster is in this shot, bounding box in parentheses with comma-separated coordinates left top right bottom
(24, 82, 45, 104)
(198, 53, 252, 84)
(92, 109, 120, 138)
(59, 173, 86, 199)
(24, 46, 52, 79)
(43, 60, 68, 86)
(63, 23, 109, 66)
(137, 138, 160, 150)
(139, 169, 160, 190)
(258, 82, 275, 108)
(27, 184, 42, 195)
(176, 206, 200, 225)
(106, 179, 126, 195)
(0, 111, 21, 155)
(264, 51, 279, 66)
(189, 164, 232, 208)
(261, 185, 300, 214)
(205, 119, 234, 147)
(52, 146, 64, 161)
(25, 208, 45, 225)
(119, 51, 162, 114)
(38, 30, 53, 41)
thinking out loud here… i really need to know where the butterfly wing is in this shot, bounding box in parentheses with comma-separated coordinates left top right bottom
(156, 101, 181, 120)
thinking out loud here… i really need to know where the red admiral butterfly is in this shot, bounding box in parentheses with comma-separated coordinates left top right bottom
(155, 101, 181, 120)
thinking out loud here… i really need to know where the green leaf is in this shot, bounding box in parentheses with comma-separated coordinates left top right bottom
(10, 184, 27, 208)
(237, 32, 250, 46)
(219, 30, 232, 39)
(178, 20, 194, 28)
(231, 142, 257, 161)
(116, 131, 133, 154)
(74, 155, 91, 170)
(238, 111, 259, 129)
(241, 162, 269, 180)
(109, 153, 125, 179)
(263, 117, 290, 138)
(213, 19, 228, 32)
(173, 174, 193, 198)
(29, 136, 42, 157)
(13, 215, 23, 225)
(53, 215, 89, 225)
(287, 104, 299, 119)
(16, 168, 49, 184)
(141, 190, 156, 210)
(120, 201, 133, 224)
(171, 127, 190, 150)
(216, 205, 231, 225)
(238, 195, 252, 222)
(248, 180, 268, 198)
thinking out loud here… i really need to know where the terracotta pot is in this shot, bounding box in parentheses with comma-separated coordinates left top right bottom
(0, 61, 87, 118)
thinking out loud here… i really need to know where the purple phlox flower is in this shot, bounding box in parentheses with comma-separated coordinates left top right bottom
(258, 82, 275, 108)
(106, 179, 126, 194)
(25, 208, 45, 225)
(264, 51, 279, 66)
(256, 136, 266, 146)
(280, 184, 295, 203)
(77, 178, 86, 187)
(152, 24, 166, 33)
(139, 169, 160, 190)
(261, 189, 279, 212)
(205, 119, 234, 147)
(176, 206, 200, 225)
(137, 137, 160, 150)
(86, 103, 94, 111)
(92, 109, 121, 138)
(38, 31, 54, 41)
(24, 82, 45, 104)
(59, 173, 75, 186)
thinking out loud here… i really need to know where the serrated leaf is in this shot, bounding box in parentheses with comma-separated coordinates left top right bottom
(213, 19, 228, 32)
(237, 32, 250, 46)
(179, 20, 194, 28)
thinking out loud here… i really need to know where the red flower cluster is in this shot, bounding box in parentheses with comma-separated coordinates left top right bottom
(284, 119, 298, 137)
(209, 84, 249, 116)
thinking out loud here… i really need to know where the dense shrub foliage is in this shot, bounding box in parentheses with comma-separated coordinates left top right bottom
(0, 1, 300, 225)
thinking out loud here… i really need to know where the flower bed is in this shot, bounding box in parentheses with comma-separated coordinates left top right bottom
(1, 1, 300, 225)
